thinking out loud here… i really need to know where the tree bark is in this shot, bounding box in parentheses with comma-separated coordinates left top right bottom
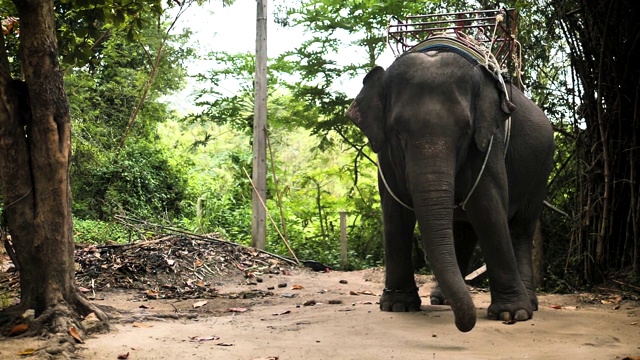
(252, 0, 268, 249)
(0, 0, 107, 337)
(532, 220, 544, 288)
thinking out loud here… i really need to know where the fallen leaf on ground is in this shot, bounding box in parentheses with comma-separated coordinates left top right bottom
(272, 310, 291, 316)
(8, 323, 28, 337)
(69, 326, 84, 343)
(216, 342, 234, 346)
(16, 348, 35, 356)
(350, 290, 375, 296)
(291, 284, 304, 290)
(252, 357, 279, 360)
(132, 322, 152, 328)
(630, 322, 637, 325)
(145, 290, 159, 299)
(303, 300, 316, 306)
(601, 295, 623, 305)
(139, 304, 150, 309)
(193, 300, 208, 308)
(549, 305, 562, 309)
(117, 352, 130, 359)
(78, 286, 91, 293)
(228, 307, 248, 313)
(352, 301, 374, 305)
(189, 335, 220, 342)
(194, 259, 204, 267)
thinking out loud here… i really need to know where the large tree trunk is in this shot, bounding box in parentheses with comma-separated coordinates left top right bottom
(0, 0, 107, 339)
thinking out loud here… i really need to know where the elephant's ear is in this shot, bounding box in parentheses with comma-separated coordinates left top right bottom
(473, 67, 516, 152)
(346, 66, 386, 153)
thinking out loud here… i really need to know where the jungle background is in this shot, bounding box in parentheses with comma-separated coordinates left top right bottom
(1, 0, 638, 296)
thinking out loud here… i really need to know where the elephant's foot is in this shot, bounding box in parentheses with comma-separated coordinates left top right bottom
(487, 292, 533, 321)
(429, 284, 451, 305)
(380, 287, 421, 312)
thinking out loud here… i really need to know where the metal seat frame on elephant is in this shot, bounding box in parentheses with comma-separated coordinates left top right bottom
(386, 8, 523, 89)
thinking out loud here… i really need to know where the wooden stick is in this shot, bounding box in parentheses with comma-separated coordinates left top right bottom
(243, 168, 301, 265)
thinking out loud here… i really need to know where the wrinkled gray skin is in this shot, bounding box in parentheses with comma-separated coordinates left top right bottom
(346, 51, 554, 332)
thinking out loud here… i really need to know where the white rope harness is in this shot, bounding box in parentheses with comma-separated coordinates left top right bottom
(377, 134, 493, 212)
(377, 159, 414, 210)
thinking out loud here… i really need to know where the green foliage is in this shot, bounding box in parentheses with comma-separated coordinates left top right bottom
(67, 11, 194, 223)
(73, 219, 131, 244)
(56, 0, 168, 66)
(79, 143, 188, 220)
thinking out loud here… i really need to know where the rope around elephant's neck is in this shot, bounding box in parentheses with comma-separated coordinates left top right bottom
(376, 134, 493, 212)
(377, 159, 414, 211)
(458, 135, 494, 210)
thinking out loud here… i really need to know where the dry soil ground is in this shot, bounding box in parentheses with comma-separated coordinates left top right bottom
(1, 267, 639, 360)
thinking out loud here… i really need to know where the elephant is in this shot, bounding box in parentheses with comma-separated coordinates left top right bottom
(346, 47, 555, 332)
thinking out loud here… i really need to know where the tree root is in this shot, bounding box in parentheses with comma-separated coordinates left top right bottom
(0, 293, 110, 359)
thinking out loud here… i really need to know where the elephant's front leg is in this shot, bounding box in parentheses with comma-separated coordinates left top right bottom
(465, 164, 533, 321)
(379, 182, 419, 312)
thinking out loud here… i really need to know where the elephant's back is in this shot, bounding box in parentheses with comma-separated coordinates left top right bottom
(505, 85, 555, 217)
(388, 51, 478, 87)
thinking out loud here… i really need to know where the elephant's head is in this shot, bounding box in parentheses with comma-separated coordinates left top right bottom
(347, 59, 514, 154)
(346, 52, 515, 332)
(346, 66, 387, 153)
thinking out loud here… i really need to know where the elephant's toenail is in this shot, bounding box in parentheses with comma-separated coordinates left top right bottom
(500, 312, 512, 321)
(514, 310, 530, 321)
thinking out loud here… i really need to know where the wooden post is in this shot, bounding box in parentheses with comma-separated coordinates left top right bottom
(340, 211, 347, 269)
(252, 0, 267, 249)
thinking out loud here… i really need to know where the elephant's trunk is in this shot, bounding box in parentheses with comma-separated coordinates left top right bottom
(407, 142, 476, 332)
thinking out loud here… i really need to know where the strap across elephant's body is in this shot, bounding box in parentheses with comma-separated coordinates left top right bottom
(378, 35, 513, 211)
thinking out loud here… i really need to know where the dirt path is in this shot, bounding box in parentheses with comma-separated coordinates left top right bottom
(1, 268, 638, 359)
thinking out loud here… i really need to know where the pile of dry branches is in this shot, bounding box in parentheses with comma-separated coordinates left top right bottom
(74, 233, 297, 299)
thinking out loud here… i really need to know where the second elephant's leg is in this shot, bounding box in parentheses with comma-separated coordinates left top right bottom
(430, 221, 477, 305)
